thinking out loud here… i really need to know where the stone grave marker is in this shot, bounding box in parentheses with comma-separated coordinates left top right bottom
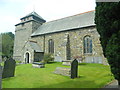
(54, 59, 78, 79)
(2, 58, 16, 79)
(62, 60, 71, 66)
(54, 67, 71, 76)
(32, 62, 45, 68)
(71, 59, 78, 79)
(0, 64, 2, 89)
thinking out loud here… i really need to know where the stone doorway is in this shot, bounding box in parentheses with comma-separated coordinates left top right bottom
(26, 52, 30, 63)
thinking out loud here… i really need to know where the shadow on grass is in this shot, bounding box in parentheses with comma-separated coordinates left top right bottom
(47, 62, 58, 64)
(36, 80, 97, 88)
(2, 76, 15, 81)
(78, 63, 87, 65)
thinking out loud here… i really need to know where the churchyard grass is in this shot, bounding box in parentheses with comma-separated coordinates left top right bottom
(2, 62, 114, 88)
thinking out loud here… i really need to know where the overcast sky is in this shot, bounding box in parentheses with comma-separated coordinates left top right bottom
(0, 0, 96, 34)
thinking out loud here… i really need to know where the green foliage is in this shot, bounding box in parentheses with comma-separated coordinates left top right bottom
(106, 32, 120, 80)
(16, 60, 22, 64)
(0, 32, 14, 58)
(95, 2, 120, 85)
(43, 53, 54, 63)
(0, 34, 2, 55)
(2, 62, 114, 88)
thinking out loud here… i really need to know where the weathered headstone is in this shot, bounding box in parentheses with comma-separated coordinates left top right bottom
(54, 59, 78, 79)
(71, 59, 78, 79)
(0, 56, 2, 89)
(32, 62, 45, 68)
(54, 67, 71, 76)
(2, 58, 16, 79)
(0, 65, 2, 89)
(62, 60, 72, 66)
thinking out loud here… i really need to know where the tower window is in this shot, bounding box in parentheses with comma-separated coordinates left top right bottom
(83, 35, 92, 54)
(27, 17, 29, 20)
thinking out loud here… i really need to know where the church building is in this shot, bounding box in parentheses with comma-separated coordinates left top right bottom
(13, 10, 107, 64)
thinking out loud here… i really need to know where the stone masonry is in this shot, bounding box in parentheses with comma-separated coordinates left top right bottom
(32, 26, 107, 64)
(13, 11, 108, 65)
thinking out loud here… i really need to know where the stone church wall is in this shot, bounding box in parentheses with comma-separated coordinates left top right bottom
(13, 19, 107, 64)
(44, 32, 67, 61)
(35, 26, 107, 64)
(13, 21, 41, 61)
(32, 36, 45, 52)
(21, 41, 34, 63)
(13, 22, 32, 61)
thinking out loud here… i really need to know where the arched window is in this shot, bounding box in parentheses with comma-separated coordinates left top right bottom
(48, 39, 54, 53)
(83, 36, 92, 54)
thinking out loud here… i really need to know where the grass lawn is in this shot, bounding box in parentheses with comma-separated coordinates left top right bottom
(2, 62, 114, 88)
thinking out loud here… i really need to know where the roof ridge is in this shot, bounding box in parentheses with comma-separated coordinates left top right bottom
(44, 10, 95, 24)
(31, 10, 95, 36)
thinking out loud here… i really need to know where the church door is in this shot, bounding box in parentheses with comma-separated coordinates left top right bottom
(26, 53, 29, 63)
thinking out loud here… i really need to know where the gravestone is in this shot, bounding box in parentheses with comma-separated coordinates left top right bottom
(0, 56, 2, 89)
(54, 67, 71, 76)
(71, 59, 78, 79)
(0, 65, 2, 89)
(54, 59, 78, 79)
(32, 62, 45, 68)
(2, 58, 16, 79)
(62, 60, 71, 66)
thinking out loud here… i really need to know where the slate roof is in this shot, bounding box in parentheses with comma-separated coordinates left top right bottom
(31, 10, 95, 36)
(21, 11, 45, 21)
(29, 41, 43, 52)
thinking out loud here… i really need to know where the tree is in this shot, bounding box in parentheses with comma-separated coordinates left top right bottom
(95, 2, 120, 85)
(0, 34, 2, 55)
(0, 32, 14, 59)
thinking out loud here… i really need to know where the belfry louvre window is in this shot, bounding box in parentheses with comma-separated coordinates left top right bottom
(48, 39, 54, 53)
(83, 36, 92, 54)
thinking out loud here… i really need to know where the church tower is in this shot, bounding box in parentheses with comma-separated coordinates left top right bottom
(13, 11, 46, 61)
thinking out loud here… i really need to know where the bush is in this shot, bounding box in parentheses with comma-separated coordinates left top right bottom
(43, 53, 54, 63)
(16, 60, 22, 64)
